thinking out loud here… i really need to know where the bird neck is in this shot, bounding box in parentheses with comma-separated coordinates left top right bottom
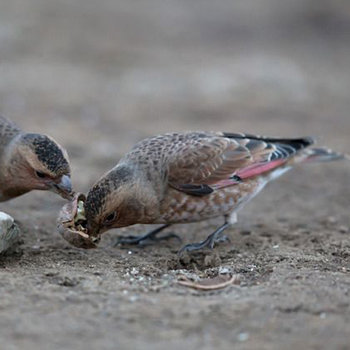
(128, 160, 167, 199)
(111, 163, 163, 223)
(0, 136, 31, 194)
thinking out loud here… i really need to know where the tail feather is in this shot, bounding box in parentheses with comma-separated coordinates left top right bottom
(223, 132, 345, 164)
(223, 133, 315, 161)
(303, 148, 345, 163)
(223, 132, 315, 149)
(270, 137, 314, 160)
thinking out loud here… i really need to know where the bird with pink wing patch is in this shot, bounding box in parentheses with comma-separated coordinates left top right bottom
(81, 131, 344, 254)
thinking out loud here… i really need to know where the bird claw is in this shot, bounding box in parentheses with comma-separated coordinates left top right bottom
(178, 236, 223, 255)
(113, 228, 181, 247)
(215, 234, 231, 244)
(178, 223, 230, 255)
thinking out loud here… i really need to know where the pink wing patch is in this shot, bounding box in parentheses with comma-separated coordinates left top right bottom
(212, 178, 241, 190)
(212, 159, 286, 190)
(237, 159, 286, 179)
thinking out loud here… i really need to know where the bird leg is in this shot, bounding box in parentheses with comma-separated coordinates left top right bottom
(114, 224, 181, 246)
(178, 215, 234, 255)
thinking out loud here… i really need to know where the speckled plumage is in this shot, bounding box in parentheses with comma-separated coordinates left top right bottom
(86, 166, 133, 220)
(157, 179, 264, 224)
(0, 115, 72, 201)
(22, 133, 70, 175)
(0, 116, 21, 149)
(85, 131, 343, 251)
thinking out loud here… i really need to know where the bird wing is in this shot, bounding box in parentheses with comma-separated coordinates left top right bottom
(0, 116, 21, 134)
(166, 132, 313, 196)
(0, 116, 22, 149)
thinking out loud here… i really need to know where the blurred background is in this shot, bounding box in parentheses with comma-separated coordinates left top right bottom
(1, 2, 350, 349)
(1, 0, 349, 192)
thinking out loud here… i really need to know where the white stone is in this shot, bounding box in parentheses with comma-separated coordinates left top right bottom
(238, 332, 250, 342)
(0, 212, 20, 253)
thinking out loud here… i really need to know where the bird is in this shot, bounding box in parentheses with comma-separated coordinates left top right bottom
(83, 131, 344, 254)
(0, 115, 73, 201)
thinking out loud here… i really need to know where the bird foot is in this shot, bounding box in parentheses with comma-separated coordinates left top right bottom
(214, 234, 231, 244)
(178, 222, 231, 255)
(113, 225, 181, 247)
(178, 234, 230, 255)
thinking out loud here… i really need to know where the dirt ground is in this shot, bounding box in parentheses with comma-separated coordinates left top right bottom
(0, 1, 350, 349)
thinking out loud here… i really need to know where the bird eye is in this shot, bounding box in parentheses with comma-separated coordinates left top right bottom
(104, 212, 117, 225)
(35, 171, 47, 179)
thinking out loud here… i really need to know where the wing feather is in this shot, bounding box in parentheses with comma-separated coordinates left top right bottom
(166, 132, 313, 195)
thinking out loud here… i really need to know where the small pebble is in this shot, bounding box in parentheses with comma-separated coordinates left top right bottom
(219, 266, 232, 274)
(129, 295, 138, 303)
(248, 265, 256, 272)
(131, 268, 139, 275)
(238, 332, 249, 342)
(326, 216, 337, 225)
(338, 226, 348, 234)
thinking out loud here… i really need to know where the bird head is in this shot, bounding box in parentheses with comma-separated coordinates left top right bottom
(84, 165, 158, 238)
(4, 133, 73, 199)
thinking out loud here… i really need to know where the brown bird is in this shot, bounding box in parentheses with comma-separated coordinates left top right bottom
(84, 132, 344, 254)
(0, 115, 72, 201)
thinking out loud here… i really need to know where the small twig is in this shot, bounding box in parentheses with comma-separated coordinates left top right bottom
(177, 275, 240, 291)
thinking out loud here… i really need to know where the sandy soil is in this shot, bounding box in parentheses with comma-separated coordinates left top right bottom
(0, 1, 350, 349)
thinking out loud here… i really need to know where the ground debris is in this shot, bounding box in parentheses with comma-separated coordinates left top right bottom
(177, 274, 240, 291)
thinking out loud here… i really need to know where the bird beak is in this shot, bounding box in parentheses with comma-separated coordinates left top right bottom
(86, 224, 97, 237)
(50, 175, 74, 200)
(86, 221, 101, 238)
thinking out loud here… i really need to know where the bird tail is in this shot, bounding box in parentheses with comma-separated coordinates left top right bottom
(300, 147, 346, 163)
